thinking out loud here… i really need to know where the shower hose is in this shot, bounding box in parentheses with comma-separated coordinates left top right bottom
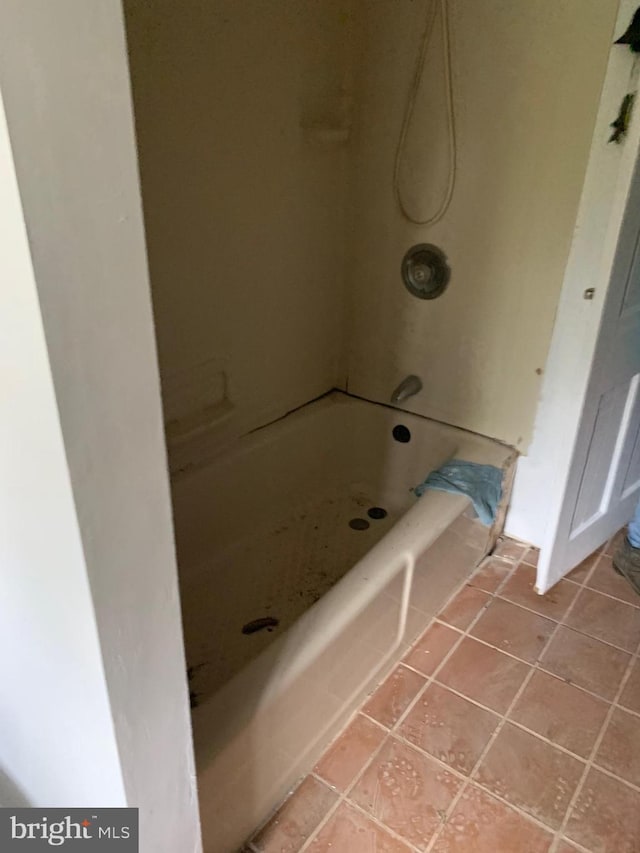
(393, 0, 457, 226)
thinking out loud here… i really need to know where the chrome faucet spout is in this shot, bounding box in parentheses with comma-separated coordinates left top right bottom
(391, 374, 423, 404)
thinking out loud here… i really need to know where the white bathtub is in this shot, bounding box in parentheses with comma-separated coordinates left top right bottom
(170, 392, 513, 852)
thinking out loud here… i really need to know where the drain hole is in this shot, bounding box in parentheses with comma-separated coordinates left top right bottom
(349, 518, 370, 530)
(242, 617, 280, 635)
(393, 425, 411, 443)
(368, 506, 388, 520)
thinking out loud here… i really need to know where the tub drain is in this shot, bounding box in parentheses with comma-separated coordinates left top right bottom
(349, 518, 370, 530)
(242, 616, 280, 635)
(368, 507, 388, 520)
(393, 425, 411, 443)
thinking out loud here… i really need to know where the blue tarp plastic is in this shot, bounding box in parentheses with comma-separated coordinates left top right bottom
(414, 459, 503, 526)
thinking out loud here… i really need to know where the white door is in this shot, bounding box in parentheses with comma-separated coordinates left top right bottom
(506, 1, 640, 593)
(541, 152, 640, 586)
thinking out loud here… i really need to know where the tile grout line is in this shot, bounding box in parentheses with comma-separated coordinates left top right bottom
(356, 545, 614, 849)
(612, 699, 640, 719)
(247, 700, 368, 846)
(584, 760, 640, 795)
(377, 728, 566, 843)
(404, 679, 590, 764)
(425, 658, 610, 711)
(498, 579, 640, 620)
(475, 616, 634, 662)
(443, 546, 639, 660)
(296, 549, 498, 851)
(390, 541, 638, 850)
(342, 553, 534, 852)
(545, 547, 638, 852)
(296, 735, 390, 853)
(386, 555, 547, 851)
(359, 702, 593, 837)
(559, 838, 592, 853)
(298, 546, 527, 851)
(402, 615, 633, 696)
(272, 542, 503, 851)
(494, 589, 640, 654)
(371, 728, 580, 839)
(260, 536, 630, 852)
(423, 669, 538, 850)
(306, 779, 425, 853)
(578, 580, 640, 609)
(459, 539, 632, 639)
(550, 629, 640, 852)
(425, 552, 599, 852)
(395, 670, 640, 796)
(398, 535, 627, 849)
(381, 551, 525, 735)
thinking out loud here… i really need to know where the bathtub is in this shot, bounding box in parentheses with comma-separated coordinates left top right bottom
(170, 392, 514, 852)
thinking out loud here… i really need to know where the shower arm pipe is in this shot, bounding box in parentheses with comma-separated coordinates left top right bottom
(393, 0, 457, 227)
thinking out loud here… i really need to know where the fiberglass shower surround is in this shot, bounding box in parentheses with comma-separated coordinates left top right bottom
(124, 0, 620, 848)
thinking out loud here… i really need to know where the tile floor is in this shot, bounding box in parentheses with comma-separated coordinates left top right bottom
(246, 531, 640, 853)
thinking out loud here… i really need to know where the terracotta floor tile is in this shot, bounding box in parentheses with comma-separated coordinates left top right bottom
(469, 557, 512, 594)
(399, 682, 499, 775)
(475, 723, 584, 830)
(437, 636, 530, 714)
(566, 767, 640, 853)
(509, 670, 609, 759)
(523, 547, 540, 567)
(565, 551, 600, 584)
(469, 598, 555, 663)
(587, 554, 640, 607)
(349, 737, 462, 850)
(362, 665, 427, 730)
(564, 587, 640, 652)
(431, 784, 553, 853)
(619, 657, 640, 713)
(252, 776, 338, 853)
(595, 707, 640, 787)
(403, 622, 461, 677)
(493, 538, 529, 561)
(540, 626, 630, 701)
(308, 802, 412, 853)
(439, 586, 491, 631)
(499, 565, 579, 622)
(314, 714, 387, 791)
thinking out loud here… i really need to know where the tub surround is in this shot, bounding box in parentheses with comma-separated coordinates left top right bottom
(175, 392, 514, 851)
(120, 3, 619, 850)
(126, 0, 617, 458)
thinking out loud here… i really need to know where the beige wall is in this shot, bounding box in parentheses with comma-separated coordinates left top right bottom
(0, 2, 201, 848)
(125, 0, 352, 462)
(128, 0, 618, 457)
(346, 0, 618, 449)
(0, 83, 126, 814)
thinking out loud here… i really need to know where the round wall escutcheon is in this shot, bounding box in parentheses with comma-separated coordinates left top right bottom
(401, 243, 451, 300)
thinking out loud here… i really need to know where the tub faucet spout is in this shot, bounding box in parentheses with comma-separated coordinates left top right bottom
(391, 375, 423, 404)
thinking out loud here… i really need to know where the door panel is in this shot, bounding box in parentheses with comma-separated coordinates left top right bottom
(622, 411, 640, 496)
(570, 383, 632, 534)
(542, 152, 640, 584)
(621, 230, 640, 314)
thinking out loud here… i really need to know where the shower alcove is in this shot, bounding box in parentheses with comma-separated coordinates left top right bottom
(123, 0, 617, 849)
